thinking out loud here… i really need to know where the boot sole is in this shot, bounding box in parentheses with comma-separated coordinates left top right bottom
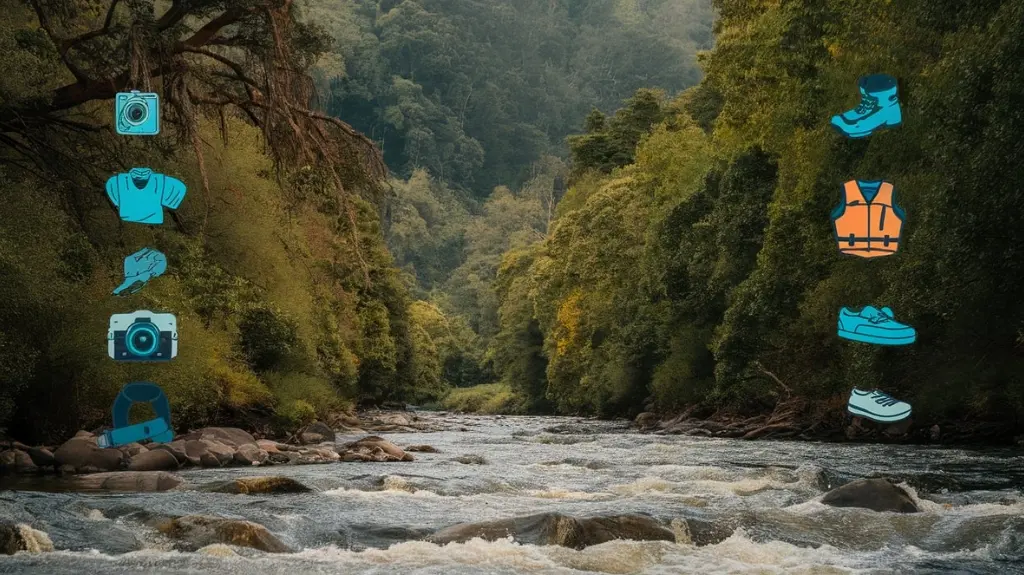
(830, 119, 902, 139)
(837, 329, 916, 345)
(848, 404, 911, 423)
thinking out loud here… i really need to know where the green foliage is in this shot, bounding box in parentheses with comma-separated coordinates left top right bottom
(317, 0, 710, 197)
(278, 400, 317, 429)
(0, 0, 477, 443)
(485, 0, 1024, 427)
(239, 307, 302, 373)
(442, 383, 523, 415)
(264, 371, 343, 420)
(386, 169, 469, 290)
(568, 89, 668, 177)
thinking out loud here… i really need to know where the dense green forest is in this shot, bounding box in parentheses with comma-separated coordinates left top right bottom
(2, 0, 1021, 444)
(477, 0, 1024, 425)
(0, 0, 712, 442)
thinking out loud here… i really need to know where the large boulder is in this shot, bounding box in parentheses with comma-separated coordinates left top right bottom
(127, 449, 180, 472)
(820, 478, 920, 513)
(299, 421, 336, 445)
(158, 515, 290, 553)
(72, 471, 183, 492)
(177, 427, 256, 449)
(0, 522, 54, 554)
(427, 513, 675, 549)
(200, 476, 313, 495)
(53, 437, 124, 472)
(341, 436, 413, 462)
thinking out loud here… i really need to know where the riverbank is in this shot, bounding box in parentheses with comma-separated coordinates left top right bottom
(0, 411, 439, 478)
(634, 396, 1024, 447)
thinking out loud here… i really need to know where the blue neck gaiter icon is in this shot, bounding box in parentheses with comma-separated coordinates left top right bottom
(97, 382, 174, 448)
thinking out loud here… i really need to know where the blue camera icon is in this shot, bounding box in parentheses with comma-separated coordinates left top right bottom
(108, 310, 178, 361)
(115, 90, 160, 135)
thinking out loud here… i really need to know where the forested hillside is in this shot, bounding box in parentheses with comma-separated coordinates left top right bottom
(484, 0, 1024, 429)
(306, 0, 714, 392)
(0, 0, 713, 442)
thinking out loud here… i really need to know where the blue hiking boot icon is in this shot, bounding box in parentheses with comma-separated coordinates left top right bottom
(113, 248, 167, 296)
(831, 74, 902, 138)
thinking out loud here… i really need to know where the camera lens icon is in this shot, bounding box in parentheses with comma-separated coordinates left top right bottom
(125, 321, 160, 356)
(115, 90, 160, 136)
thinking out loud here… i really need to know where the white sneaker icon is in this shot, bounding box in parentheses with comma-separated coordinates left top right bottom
(847, 388, 911, 423)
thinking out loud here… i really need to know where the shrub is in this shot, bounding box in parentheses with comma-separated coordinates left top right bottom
(239, 307, 300, 372)
(442, 383, 524, 414)
(277, 399, 316, 429)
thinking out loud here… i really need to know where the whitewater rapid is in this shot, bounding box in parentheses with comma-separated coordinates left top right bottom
(0, 414, 1022, 574)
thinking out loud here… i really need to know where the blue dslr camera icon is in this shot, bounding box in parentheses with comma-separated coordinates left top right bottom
(115, 90, 160, 135)
(108, 310, 178, 361)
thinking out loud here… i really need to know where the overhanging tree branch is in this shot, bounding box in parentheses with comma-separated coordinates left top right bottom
(61, 0, 122, 54)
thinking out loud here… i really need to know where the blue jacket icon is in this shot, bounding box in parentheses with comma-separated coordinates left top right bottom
(106, 168, 186, 224)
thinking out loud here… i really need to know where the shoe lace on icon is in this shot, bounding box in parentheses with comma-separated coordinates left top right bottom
(854, 95, 879, 114)
(870, 391, 900, 407)
(866, 308, 894, 324)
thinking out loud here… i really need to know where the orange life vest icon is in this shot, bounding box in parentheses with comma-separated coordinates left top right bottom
(831, 180, 904, 258)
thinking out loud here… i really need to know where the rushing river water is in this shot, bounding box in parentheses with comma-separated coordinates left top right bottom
(1, 413, 1022, 574)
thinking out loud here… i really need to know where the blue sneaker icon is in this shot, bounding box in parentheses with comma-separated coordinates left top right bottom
(837, 306, 916, 346)
(847, 388, 911, 423)
(113, 248, 167, 296)
(831, 74, 902, 138)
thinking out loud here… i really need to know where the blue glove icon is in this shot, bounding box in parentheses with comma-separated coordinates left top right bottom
(113, 248, 167, 296)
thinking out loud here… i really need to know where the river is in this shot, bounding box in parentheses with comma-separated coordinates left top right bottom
(1, 413, 1022, 574)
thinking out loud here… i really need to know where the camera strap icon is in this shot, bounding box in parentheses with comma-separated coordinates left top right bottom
(108, 310, 178, 361)
(115, 90, 160, 136)
(105, 168, 186, 225)
(97, 382, 174, 448)
(114, 248, 167, 296)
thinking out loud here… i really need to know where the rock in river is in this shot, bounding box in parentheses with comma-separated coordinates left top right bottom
(158, 515, 290, 553)
(0, 449, 37, 473)
(53, 437, 124, 472)
(341, 436, 413, 462)
(127, 448, 180, 471)
(72, 471, 184, 492)
(405, 444, 439, 453)
(177, 427, 257, 448)
(820, 478, 920, 513)
(299, 421, 336, 445)
(233, 443, 269, 465)
(200, 476, 312, 495)
(427, 512, 676, 549)
(0, 521, 54, 554)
